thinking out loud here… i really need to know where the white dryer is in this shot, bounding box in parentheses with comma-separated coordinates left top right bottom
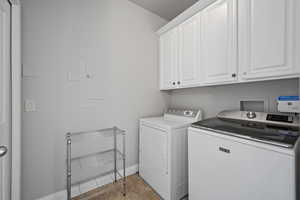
(139, 108, 202, 200)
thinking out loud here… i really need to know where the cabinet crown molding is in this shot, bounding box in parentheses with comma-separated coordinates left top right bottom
(157, 0, 217, 35)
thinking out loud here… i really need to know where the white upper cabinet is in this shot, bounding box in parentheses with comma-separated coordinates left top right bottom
(160, 28, 179, 90)
(157, 0, 299, 90)
(178, 13, 202, 87)
(238, 0, 298, 80)
(201, 0, 238, 84)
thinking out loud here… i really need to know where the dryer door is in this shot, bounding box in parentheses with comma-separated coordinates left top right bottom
(139, 124, 170, 199)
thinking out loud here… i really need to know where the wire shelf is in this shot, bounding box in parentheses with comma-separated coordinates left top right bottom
(66, 127, 126, 200)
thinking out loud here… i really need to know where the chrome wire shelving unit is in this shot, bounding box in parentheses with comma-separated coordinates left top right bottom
(66, 127, 126, 200)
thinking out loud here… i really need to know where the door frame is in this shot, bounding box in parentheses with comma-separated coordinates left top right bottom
(8, 0, 21, 200)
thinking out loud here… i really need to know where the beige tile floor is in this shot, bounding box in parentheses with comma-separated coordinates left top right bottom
(73, 174, 161, 200)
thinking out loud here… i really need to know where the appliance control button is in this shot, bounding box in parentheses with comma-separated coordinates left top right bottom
(246, 111, 257, 119)
(184, 110, 193, 116)
(288, 116, 294, 122)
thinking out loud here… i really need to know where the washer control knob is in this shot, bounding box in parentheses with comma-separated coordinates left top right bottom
(184, 110, 194, 117)
(246, 111, 257, 119)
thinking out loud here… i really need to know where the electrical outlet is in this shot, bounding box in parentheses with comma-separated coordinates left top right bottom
(24, 99, 36, 112)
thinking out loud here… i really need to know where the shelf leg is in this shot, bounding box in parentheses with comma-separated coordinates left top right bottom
(114, 127, 117, 183)
(123, 132, 126, 196)
(66, 133, 72, 200)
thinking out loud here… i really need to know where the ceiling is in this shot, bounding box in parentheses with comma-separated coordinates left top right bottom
(129, 0, 199, 20)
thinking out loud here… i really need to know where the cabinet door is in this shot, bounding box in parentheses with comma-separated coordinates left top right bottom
(178, 14, 202, 87)
(239, 0, 297, 80)
(139, 125, 170, 199)
(160, 28, 179, 90)
(188, 130, 294, 200)
(201, 0, 238, 84)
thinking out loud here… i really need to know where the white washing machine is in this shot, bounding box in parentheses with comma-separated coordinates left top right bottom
(139, 108, 202, 200)
(189, 110, 300, 200)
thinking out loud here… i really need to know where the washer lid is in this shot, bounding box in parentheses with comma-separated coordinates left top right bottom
(191, 117, 299, 148)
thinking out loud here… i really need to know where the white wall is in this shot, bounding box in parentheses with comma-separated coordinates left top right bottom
(170, 79, 299, 118)
(21, 0, 169, 199)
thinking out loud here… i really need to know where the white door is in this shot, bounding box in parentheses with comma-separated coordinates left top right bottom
(139, 124, 170, 199)
(189, 130, 294, 200)
(159, 28, 179, 90)
(239, 0, 296, 80)
(178, 13, 202, 88)
(0, 0, 11, 200)
(201, 0, 238, 84)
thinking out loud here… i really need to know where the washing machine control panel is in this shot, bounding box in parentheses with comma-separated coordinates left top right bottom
(166, 108, 199, 118)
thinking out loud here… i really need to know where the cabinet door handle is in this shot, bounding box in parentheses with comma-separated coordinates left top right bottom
(177, 81, 181, 85)
(0, 146, 8, 158)
(231, 73, 236, 78)
(172, 82, 176, 85)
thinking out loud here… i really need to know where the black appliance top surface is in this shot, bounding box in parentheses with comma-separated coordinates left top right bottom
(191, 118, 299, 148)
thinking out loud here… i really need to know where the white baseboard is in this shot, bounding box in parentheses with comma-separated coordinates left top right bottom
(35, 164, 139, 200)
